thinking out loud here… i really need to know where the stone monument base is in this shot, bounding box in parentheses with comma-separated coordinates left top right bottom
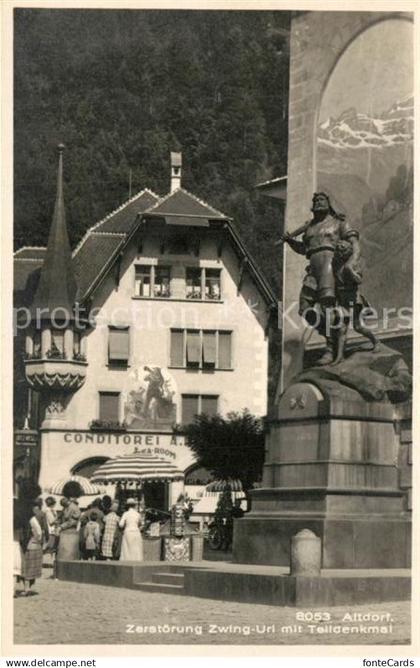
(232, 499, 411, 568)
(233, 379, 411, 569)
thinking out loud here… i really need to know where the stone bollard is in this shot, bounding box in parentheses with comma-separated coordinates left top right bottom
(290, 529, 321, 576)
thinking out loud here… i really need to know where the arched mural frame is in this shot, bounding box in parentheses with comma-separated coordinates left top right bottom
(312, 14, 414, 148)
(279, 10, 413, 388)
(312, 14, 413, 334)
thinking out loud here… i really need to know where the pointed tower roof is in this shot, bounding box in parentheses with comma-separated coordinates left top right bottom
(30, 144, 78, 319)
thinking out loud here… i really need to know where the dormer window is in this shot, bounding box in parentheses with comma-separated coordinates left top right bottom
(134, 264, 171, 298)
(186, 268, 202, 299)
(135, 265, 152, 297)
(186, 267, 221, 300)
(205, 269, 221, 300)
(154, 266, 171, 297)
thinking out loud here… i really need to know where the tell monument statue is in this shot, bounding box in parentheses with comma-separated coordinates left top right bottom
(232, 191, 411, 570)
(280, 192, 377, 366)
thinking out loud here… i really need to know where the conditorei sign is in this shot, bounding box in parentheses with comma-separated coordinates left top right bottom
(63, 432, 185, 445)
(61, 432, 186, 460)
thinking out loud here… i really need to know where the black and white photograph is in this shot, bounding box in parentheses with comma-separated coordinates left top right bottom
(3, 0, 417, 655)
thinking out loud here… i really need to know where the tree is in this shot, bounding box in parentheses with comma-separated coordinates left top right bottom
(182, 409, 265, 505)
(14, 9, 289, 291)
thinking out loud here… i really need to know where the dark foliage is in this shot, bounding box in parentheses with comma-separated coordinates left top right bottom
(62, 480, 83, 499)
(183, 409, 265, 494)
(14, 9, 289, 292)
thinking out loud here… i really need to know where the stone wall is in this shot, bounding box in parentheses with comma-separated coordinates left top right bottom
(396, 403, 412, 512)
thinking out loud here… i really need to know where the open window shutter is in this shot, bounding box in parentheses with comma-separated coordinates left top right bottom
(170, 330, 184, 366)
(109, 328, 129, 361)
(99, 393, 120, 422)
(202, 331, 216, 365)
(218, 331, 232, 369)
(182, 395, 199, 425)
(186, 331, 201, 364)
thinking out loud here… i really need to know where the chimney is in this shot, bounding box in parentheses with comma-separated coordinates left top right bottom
(170, 151, 182, 193)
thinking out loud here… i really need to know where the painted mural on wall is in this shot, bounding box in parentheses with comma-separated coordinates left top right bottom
(124, 366, 177, 430)
(317, 19, 413, 319)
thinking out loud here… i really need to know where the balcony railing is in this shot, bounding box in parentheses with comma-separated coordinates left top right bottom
(23, 350, 87, 362)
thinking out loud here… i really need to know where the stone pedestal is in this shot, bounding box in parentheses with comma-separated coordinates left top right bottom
(233, 382, 411, 568)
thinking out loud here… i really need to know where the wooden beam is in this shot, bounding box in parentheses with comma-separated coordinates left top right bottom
(237, 257, 248, 295)
(115, 252, 123, 289)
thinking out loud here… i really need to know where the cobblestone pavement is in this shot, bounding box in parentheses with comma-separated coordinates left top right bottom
(14, 571, 410, 646)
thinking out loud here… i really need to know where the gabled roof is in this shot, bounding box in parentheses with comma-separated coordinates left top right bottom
(255, 175, 287, 201)
(87, 189, 159, 236)
(14, 258, 43, 308)
(73, 234, 125, 299)
(145, 187, 229, 220)
(14, 183, 277, 310)
(14, 247, 47, 260)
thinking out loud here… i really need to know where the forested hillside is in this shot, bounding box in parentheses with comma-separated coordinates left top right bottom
(14, 9, 290, 292)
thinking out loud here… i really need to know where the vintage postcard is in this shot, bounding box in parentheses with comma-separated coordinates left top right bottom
(1, 0, 419, 659)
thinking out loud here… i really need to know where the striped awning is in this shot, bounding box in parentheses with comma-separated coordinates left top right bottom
(50, 475, 100, 496)
(90, 450, 184, 485)
(205, 478, 243, 492)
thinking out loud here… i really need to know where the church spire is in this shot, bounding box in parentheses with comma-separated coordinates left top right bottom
(31, 144, 78, 319)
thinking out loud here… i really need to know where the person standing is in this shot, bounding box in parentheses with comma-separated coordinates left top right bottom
(58, 497, 81, 532)
(101, 501, 120, 560)
(83, 511, 101, 560)
(44, 497, 58, 555)
(119, 498, 143, 561)
(21, 501, 45, 596)
(13, 499, 25, 595)
(56, 497, 81, 563)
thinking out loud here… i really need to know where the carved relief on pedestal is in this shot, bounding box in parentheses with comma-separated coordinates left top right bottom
(45, 394, 68, 420)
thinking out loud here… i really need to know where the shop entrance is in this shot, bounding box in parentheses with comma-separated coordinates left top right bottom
(143, 481, 168, 512)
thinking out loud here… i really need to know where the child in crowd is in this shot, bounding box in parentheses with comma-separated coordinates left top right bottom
(83, 510, 101, 560)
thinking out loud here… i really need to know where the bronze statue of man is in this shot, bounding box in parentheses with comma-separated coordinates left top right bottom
(281, 192, 365, 365)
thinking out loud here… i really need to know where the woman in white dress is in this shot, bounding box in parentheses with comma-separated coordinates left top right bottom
(119, 498, 143, 561)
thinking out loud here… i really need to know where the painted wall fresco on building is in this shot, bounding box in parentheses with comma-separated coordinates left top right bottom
(317, 19, 413, 320)
(124, 366, 177, 429)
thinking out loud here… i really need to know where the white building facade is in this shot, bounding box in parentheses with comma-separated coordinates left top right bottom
(15, 150, 277, 509)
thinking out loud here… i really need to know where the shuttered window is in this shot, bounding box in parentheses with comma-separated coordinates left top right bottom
(170, 329, 184, 366)
(182, 395, 199, 425)
(108, 327, 129, 363)
(201, 395, 218, 416)
(202, 331, 216, 366)
(182, 394, 219, 425)
(218, 331, 232, 369)
(99, 392, 120, 422)
(170, 329, 232, 369)
(186, 330, 201, 366)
